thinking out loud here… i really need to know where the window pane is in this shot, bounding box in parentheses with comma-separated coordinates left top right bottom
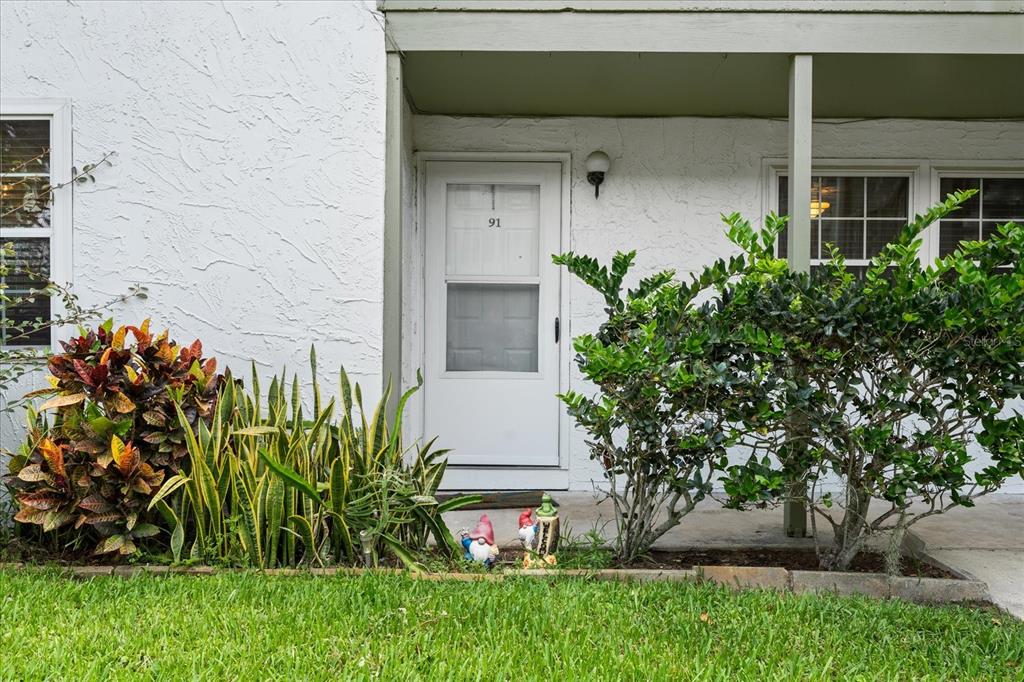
(446, 283, 538, 372)
(1, 238, 51, 346)
(939, 177, 981, 217)
(0, 179, 52, 228)
(982, 220, 1020, 242)
(938, 220, 980, 256)
(866, 220, 904, 257)
(775, 223, 817, 260)
(866, 177, 909, 217)
(776, 176, 818, 259)
(778, 175, 823, 218)
(845, 265, 870, 280)
(819, 176, 863, 217)
(2, 294, 50, 346)
(820, 219, 864, 260)
(446, 183, 540, 277)
(981, 221, 1018, 271)
(0, 119, 51, 229)
(777, 175, 788, 258)
(2, 237, 49, 288)
(1, 120, 49, 174)
(982, 178, 1024, 220)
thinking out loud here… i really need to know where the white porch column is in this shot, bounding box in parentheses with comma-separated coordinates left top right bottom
(785, 54, 812, 538)
(383, 52, 403, 418)
(787, 54, 813, 274)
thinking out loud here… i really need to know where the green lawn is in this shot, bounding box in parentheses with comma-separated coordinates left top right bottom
(1, 570, 1020, 680)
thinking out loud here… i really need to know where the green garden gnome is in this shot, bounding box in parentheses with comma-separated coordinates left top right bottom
(521, 493, 560, 568)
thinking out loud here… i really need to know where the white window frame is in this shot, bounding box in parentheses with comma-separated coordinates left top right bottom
(764, 159, 924, 267)
(1, 98, 72, 350)
(928, 161, 1024, 262)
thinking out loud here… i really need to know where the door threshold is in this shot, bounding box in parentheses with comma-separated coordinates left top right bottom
(440, 466, 569, 492)
(436, 490, 559, 510)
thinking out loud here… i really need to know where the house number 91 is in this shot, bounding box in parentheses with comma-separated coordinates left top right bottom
(488, 217, 501, 228)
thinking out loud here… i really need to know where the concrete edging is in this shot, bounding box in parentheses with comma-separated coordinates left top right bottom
(0, 562, 989, 605)
(902, 530, 984, 582)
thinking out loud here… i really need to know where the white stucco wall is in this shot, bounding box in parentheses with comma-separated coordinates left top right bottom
(1, 1, 387, 454)
(1, 0, 1020, 496)
(412, 115, 1024, 492)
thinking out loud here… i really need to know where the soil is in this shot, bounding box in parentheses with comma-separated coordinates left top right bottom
(639, 548, 958, 578)
(498, 547, 959, 578)
(4, 536, 957, 579)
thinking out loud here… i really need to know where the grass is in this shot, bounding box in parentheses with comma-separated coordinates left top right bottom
(1, 570, 1021, 681)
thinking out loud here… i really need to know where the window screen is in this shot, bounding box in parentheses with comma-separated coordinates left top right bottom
(1, 118, 53, 346)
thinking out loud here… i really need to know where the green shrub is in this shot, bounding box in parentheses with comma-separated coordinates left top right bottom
(724, 193, 1024, 571)
(3, 320, 221, 556)
(158, 351, 478, 568)
(557, 193, 1022, 571)
(553, 216, 786, 563)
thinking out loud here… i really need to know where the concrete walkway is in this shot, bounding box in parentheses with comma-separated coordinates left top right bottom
(445, 492, 1024, 617)
(911, 494, 1024, 618)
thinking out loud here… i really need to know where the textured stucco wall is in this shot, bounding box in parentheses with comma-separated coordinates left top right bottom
(1, 1, 387, 454)
(413, 115, 1024, 491)
(1, 0, 1021, 495)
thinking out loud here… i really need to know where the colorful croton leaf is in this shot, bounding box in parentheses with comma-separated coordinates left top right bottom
(3, 320, 222, 556)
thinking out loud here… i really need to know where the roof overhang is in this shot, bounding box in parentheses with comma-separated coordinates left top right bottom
(382, 1, 1024, 55)
(401, 52, 1024, 118)
(383, 1, 1024, 118)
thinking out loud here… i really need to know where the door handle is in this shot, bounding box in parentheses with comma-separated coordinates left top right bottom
(555, 316, 560, 343)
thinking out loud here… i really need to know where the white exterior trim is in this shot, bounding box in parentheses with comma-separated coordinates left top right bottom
(0, 98, 72, 351)
(763, 157, 1024, 264)
(787, 55, 813, 274)
(440, 466, 570, 492)
(382, 1, 1023, 14)
(413, 151, 572, 489)
(766, 158, 923, 262)
(385, 10, 1023, 54)
(383, 54, 404, 413)
(927, 161, 1024, 261)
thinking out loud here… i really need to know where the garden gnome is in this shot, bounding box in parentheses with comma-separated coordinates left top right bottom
(461, 514, 500, 567)
(534, 493, 560, 556)
(518, 509, 537, 551)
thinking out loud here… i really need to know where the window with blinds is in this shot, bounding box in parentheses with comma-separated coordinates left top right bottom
(1, 117, 54, 346)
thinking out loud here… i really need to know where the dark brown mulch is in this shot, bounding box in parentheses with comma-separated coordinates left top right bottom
(498, 546, 957, 578)
(638, 548, 958, 578)
(5, 534, 957, 579)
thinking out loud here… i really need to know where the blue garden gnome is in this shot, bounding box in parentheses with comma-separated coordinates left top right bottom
(460, 514, 499, 567)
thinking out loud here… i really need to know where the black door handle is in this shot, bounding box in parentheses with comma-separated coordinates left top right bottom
(555, 316, 560, 343)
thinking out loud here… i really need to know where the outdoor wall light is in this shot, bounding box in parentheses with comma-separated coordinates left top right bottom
(585, 151, 610, 198)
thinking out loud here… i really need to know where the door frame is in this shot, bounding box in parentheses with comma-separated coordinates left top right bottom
(411, 151, 572, 490)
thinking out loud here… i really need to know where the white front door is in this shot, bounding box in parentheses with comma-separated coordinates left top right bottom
(424, 161, 562, 468)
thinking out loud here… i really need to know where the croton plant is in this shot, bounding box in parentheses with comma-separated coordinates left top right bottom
(3, 320, 221, 556)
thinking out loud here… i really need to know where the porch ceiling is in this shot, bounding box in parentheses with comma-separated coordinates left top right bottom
(402, 52, 1024, 119)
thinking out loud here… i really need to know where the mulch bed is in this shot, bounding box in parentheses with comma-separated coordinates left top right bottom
(496, 546, 958, 578)
(4, 538, 957, 579)
(639, 548, 957, 578)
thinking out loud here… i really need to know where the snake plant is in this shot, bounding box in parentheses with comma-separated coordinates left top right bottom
(155, 349, 480, 568)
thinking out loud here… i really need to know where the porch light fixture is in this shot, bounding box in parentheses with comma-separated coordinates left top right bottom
(585, 151, 610, 198)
